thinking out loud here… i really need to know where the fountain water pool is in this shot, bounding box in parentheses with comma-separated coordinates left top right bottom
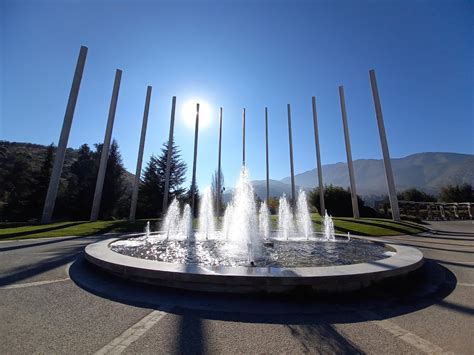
(85, 166, 424, 293)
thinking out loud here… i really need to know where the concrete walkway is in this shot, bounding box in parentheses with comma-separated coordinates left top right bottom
(0, 221, 472, 354)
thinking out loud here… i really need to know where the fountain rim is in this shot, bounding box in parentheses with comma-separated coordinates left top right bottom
(84, 235, 424, 293)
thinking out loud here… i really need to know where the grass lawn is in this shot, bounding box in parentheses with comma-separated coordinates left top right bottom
(0, 214, 427, 240)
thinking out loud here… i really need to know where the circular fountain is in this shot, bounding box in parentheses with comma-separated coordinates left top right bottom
(85, 168, 424, 294)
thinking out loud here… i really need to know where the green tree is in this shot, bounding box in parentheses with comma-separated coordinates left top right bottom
(137, 140, 187, 218)
(137, 155, 162, 218)
(267, 197, 279, 215)
(156, 139, 187, 204)
(397, 188, 436, 202)
(27, 143, 55, 219)
(3, 156, 33, 221)
(100, 140, 126, 219)
(309, 185, 377, 217)
(439, 184, 473, 202)
(65, 144, 98, 220)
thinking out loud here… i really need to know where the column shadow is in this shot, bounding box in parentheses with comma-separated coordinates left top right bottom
(69, 257, 459, 324)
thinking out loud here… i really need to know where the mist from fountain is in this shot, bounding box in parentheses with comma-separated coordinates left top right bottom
(223, 167, 260, 262)
(157, 166, 338, 264)
(296, 189, 313, 240)
(258, 201, 271, 240)
(278, 194, 295, 240)
(144, 221, 150, 239)
(162, 199, 181, 240)
(323, 211, 336, 241)
(223, 203, 234, 241)
(199, 186, 215, 240)
(181, 204, 193, 241)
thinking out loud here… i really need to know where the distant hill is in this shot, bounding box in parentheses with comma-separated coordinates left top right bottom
(280, 152, 474, 196)
(3, 142, 472, 203)
(0, 140, 134, 187)
(0, 141, 78, 173)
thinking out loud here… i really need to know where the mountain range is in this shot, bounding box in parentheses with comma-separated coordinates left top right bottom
(2, 142, 471, 203)
(224, 152, 473, 203)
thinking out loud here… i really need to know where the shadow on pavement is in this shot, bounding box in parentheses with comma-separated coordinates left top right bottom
(0, 235, 98, 253)
(69, 256, 458, 325)
(432, 258, 474, 269)
(286, 324, 363, 354)
(0, 245, 83, 286)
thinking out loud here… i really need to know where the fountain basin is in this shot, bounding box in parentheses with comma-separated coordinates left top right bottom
(85, 236, 424, 293)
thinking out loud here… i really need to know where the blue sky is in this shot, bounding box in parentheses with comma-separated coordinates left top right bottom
(1, 0, 473, 190)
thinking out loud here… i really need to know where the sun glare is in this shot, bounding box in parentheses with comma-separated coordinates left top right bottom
(181, 99, 212, 129)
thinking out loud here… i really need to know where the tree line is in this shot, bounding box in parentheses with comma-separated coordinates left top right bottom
(0, 140, 189, 222)
(307, 184, 473, 218)
(1, 140, 472, 222)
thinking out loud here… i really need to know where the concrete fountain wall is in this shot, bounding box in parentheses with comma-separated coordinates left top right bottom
(85, 237, 424, 294)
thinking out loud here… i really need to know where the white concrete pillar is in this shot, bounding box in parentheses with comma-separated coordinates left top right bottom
(339, 86, 360, 219)
(242, 108, 246, 167)
(191, 103, 200, 213)
(216, 107, 223, 217)
(162, 96, 177, 214)
(90, 69, 122, 221)
(369, 69, 400, 221)
(265, 107, 270, 204)
(287, 104, 296, 205)
(41, 46, 88, 224)
(311, 97, 325, 215)
(129, 86, 152, 221)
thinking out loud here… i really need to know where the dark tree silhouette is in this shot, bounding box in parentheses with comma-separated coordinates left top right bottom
(397, 188, 436, 202)
(309, 185, 377, 217)
(156, 139, 187, 205)
(100, 139, 126, 219)
(440, 184, 473, 202)
(137, 155, 162, 218)
(28, 143, 55, 218)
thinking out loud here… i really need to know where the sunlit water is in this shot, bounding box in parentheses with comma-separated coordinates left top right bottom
(111, 233, 391, 267)
(114, 166, 389, 267)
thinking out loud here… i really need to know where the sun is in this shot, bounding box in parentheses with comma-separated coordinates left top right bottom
(181, 99, 212, 129)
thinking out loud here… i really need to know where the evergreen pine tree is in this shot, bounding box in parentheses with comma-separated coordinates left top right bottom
(137, 140, 187, 218)
(137, 155, 162, 218)
(156, 139, 187, 205)
(100, 139, 125, 219)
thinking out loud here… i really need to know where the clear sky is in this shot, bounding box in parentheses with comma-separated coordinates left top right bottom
(1, 0, 473, 190)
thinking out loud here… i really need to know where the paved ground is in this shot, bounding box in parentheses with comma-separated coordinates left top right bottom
(0, 221, 472, 354)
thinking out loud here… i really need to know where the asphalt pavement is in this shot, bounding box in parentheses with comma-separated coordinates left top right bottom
(0, 220, 473, 354)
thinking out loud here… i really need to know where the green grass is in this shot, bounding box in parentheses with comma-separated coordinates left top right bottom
(0, 214, 427, 241)
(0, 219, 159, 241)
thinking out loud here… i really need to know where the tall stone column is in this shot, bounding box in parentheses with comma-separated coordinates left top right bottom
(369, 69, 400, 221)
(311, 97, 325, 215)
(242, 108, 246, 166)
(339, 86, 360, 219)
(90, 69, 122, 221)
(129, 86, 152, 221)
(162, 96, 177, 214)
(216, 107, 223, 217)
(41, 46, 88, 224)
(287, 104, 296, 205)
(265, 107, 270, 204)
(191, 103, 200, 214)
